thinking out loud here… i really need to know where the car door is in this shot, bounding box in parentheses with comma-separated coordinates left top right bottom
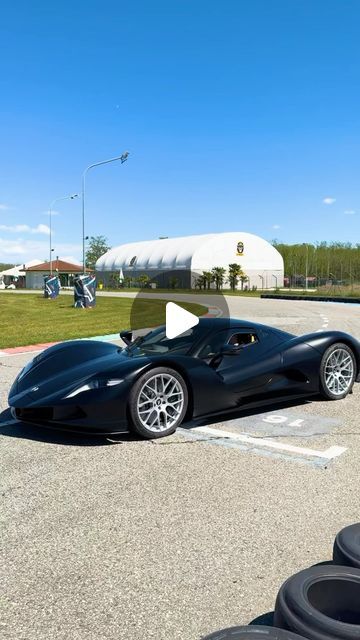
(213, 327, 282, 398)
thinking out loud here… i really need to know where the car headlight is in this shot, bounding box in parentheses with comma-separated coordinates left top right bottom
(65, 379, 123, 399)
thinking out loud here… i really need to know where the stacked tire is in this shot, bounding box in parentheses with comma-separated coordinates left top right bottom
(333, 523, 360, 569)
(203, 523, 360, 640)
(274, 564, 360, 639)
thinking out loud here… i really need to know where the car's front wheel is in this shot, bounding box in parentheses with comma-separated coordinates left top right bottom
(319, 342, 356, 400)
(128, 367, 188, 439)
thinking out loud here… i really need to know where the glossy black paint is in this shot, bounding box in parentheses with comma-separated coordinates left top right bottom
(8, 317, 360, 434)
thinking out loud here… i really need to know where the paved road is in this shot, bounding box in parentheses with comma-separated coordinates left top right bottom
(1, 296, 360, 640)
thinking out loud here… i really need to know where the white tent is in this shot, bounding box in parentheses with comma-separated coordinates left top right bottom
(0, 259, 43, 278)
(96, 231, 284, 289)
(0, 266, 24, 277)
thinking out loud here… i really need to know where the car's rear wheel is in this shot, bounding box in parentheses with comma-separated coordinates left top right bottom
(319, 343, 356, 400)
(128, 367, 188, 439)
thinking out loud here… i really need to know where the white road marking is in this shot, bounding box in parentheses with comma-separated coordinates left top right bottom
(318, 313, 330, 331)
(189, 425, 347, 460)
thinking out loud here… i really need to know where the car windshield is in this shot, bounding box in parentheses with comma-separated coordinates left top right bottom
(125, 325, 204, 356)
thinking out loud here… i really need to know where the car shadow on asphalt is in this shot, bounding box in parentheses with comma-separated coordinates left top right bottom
(0, 407, 140, 447)
(0, 397, 313, 447)
(183, 396, 312, 429)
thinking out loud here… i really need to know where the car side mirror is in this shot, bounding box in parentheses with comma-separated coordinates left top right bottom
(120, 330, 133, 345)
(220, 343, 242, 356)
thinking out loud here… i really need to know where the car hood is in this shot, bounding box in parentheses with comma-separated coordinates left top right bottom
(9, 339, 149, 403)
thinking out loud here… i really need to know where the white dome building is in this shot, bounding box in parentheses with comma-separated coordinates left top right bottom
(96, 232, 284, 289)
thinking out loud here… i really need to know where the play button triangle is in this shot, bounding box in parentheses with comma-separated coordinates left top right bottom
(165, 302, 199, 339)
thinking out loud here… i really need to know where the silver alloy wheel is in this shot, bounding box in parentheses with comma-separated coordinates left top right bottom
(324, 347, 354, 396)
(136, 373, 185, 432)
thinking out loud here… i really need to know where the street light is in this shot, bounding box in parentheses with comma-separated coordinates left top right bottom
(49, 194, 78, 275)
(81, 151, 129, 273)
(304, 243, 309, 291)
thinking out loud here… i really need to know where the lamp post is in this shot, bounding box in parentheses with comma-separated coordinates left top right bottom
(81, 151, 129, 273)
(49, 194, 78, 275)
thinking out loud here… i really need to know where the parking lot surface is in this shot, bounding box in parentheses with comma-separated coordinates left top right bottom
(1, 296, 360, 640)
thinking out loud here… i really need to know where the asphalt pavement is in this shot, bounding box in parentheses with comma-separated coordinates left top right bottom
(1, 295, 360, 640)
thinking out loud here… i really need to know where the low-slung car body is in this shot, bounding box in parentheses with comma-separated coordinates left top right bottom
(8, 318, 360, 439)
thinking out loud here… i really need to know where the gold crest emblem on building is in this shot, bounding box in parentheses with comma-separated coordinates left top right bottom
(236, 241, 244, 256)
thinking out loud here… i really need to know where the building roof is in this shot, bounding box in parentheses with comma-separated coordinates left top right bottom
(25, 259, 88, 272)
(96, 231, 284, 272)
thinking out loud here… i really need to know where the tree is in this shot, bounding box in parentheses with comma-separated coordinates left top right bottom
(229, 262, 248, 291)
(85, 235, 111, 270)
(169, 276, 179, 289)
(240, 274, 248, 290)
(194, 274, 207, 290)
(272, 241, 360, 286)
(228, 263, 239, 290)
(202, 271, 213, 290)
(211, 266, 226, 290)
(137, 274, 150, 288)
(0, 263, 15, 271)
(109, 273, 121, 289)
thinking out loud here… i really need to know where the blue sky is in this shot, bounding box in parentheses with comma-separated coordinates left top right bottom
(0, 0, 359, 264)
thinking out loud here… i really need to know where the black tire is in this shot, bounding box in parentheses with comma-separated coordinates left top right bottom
(128, 366, 188, 439)
(274, 565, 360, 639)
(202, 626, 306, 639)
(333, 523, 360, 569)
(319, 343, 356, 400)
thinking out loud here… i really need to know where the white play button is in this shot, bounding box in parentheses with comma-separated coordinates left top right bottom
(165, 302, 199, 339)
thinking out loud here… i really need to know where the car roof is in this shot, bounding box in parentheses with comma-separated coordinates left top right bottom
(197, 316, 293, 338)
(198, 317, 269, 330)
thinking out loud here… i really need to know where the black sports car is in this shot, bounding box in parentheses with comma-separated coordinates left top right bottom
(8, 318, 360, 439)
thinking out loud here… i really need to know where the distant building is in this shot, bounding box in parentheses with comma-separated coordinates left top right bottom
(96, 231, 284, 289)
(25, 259, 88, 289)
(0, 259, 43, 288)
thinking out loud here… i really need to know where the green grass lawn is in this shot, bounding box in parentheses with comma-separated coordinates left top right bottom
(0, 293, 207, 349)
(264, 285, 360, 298)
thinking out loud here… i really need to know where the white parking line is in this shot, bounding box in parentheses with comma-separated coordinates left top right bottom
(186, 425, 347, 460)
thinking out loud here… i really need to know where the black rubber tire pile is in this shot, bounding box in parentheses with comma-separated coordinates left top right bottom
(202, 523, 360, 640)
